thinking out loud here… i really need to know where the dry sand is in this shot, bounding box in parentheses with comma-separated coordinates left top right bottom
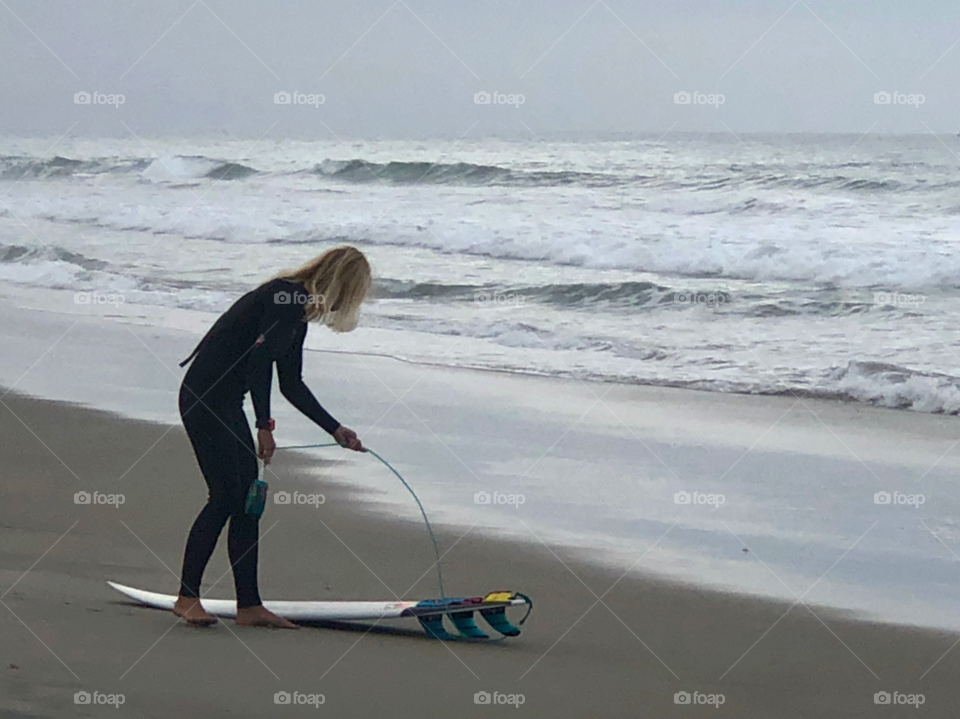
(2, 390, 959, 718)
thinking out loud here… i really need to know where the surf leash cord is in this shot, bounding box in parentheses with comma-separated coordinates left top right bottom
(275, 442, 446, 599)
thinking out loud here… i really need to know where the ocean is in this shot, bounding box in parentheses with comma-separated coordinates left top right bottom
(2, 133, 959, 414)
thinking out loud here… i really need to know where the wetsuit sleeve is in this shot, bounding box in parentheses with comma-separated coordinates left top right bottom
(276, 325, 341, 436)
(246, 297, 304, 431)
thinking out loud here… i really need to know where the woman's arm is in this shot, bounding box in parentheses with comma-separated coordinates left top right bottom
(246, 290, 303, 433)
(276, 325, 343, 437)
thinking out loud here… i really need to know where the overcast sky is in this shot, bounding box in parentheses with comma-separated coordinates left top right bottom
(2, 0, 959, 138)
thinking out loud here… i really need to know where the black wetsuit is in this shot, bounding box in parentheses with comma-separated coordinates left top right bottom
(177, 278, 340, 607)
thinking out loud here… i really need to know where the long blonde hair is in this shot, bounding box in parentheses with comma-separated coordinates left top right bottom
(278, 246, 371, 332)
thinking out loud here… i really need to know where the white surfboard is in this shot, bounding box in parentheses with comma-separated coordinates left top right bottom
(108, 581, 422, 620)
(108, 582, 531, 639)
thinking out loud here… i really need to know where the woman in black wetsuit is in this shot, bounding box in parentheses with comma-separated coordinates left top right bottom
(173, 246, 371, 628)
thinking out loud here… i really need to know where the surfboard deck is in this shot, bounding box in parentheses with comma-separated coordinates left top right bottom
(108, 582, 530, 639)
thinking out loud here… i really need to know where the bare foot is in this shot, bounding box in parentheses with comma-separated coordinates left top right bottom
(235, 605, 299, 629)
(173, 596, 217, 627)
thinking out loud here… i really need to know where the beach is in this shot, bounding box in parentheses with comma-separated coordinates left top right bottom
(3, 0, 960, 713)
(2, 376, 960, 717)
(3, 132, 960, 716)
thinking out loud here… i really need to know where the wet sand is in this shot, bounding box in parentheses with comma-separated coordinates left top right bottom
(1, 390, 958, 717)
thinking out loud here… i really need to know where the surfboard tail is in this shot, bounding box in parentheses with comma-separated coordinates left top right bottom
(402, 590, 533, 639)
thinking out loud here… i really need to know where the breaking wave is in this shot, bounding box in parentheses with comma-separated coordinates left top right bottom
(312, 158, 621, 187)
(3, 154, 944, 193)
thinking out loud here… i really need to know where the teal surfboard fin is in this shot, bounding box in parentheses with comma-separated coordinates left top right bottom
(450, 611, 489, 639)
(418, 614, 456, 640)
(480, 606, 521, 637)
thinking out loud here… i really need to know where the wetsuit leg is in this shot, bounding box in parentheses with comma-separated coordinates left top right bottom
(178, 389, 262, 608)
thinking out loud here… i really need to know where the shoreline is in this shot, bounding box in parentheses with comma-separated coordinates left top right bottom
(2, 381, 951, 630)
(2, 278, 958, 420)
(302, 344, 941, 413)
(2, 297, 960, 634)
(3, 383, 957, 636)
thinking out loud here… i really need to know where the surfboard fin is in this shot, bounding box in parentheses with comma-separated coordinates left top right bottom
(418, 614, 456, 640)
(479, 606, 521, 637)
(450, 610, 489, 639)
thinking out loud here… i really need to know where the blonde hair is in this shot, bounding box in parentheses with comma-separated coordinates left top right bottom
(277, 246, 371, 332)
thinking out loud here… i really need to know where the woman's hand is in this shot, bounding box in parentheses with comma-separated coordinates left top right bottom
(333, 425, 364, 452)
(257, 428, 276, 465)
